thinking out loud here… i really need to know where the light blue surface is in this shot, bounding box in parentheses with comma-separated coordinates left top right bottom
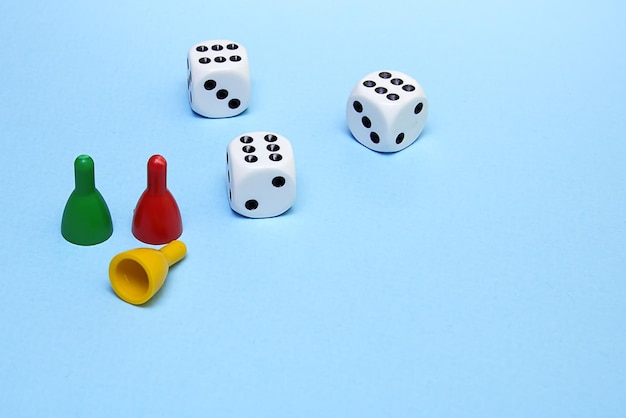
(1, 0, 625, 416)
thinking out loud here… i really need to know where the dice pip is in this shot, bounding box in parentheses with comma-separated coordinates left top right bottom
(226, 132, 296, 218)
(187, 40, 250, 118)
(346, 70, 428, 153)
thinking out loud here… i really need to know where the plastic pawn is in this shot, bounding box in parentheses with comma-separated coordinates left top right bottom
(109, 240, 187, 305)
(132, 155, 183, 245)
(61, 154, 113, 245)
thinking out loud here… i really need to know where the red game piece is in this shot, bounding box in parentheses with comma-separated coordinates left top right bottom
(132, 155, 183, 244)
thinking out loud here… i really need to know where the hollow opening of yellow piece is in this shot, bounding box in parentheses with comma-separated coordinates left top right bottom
(113, 259, 150, 301)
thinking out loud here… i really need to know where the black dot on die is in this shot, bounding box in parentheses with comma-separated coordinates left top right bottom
(226, 152, 229, 163)
(199, 57, 211, 64)
(245, 155, 258, 163)
(414, 102, 424, 114)
(245, 200, 258, 210)
(403, 85, 416, 92)
(396, 133, 405, 144)
(361, 116, 372, 128)
(375, 87, 387, 94)
(212, 44, 223, 51)
(387, 93, 400, 101)
(204, 80, 216, 90)
(240, 135, 253, 143)
(379, 72, 392, 79)
(216, 89, 229, 99)
(189, 91, 192, 103)
(196, 45, 208, 52)
(370, 132, 380, 143)
(229, 55, 242, 62)
(229, 189, 232, 201)
(269, 153, 283, 161)
(265, 134, 278, 142)
(227, 170, 231, 183)
(353, 101, 363, 113)
(228, 99, 241, 109)
(272, 176, 286, 188)
(215, 56, 226, 63)
(391, 78, 403, 85)
(363, 80, 376, 87)
(242, 145, 255, 153)
(227, 43, 239, 50)
(267, 144, 280, 152)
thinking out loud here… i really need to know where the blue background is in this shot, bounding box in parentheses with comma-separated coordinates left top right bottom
(1, 0, 625, 416)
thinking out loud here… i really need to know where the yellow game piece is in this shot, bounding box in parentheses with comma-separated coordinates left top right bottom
(109, 240, 186, 305)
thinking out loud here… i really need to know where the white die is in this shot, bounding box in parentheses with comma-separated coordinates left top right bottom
(187, 40, 250, 118)
(226, 132, 296, 218)
(346, 70, 428, 153)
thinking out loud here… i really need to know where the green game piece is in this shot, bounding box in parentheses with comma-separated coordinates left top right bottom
(61, 155, 113, 245)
